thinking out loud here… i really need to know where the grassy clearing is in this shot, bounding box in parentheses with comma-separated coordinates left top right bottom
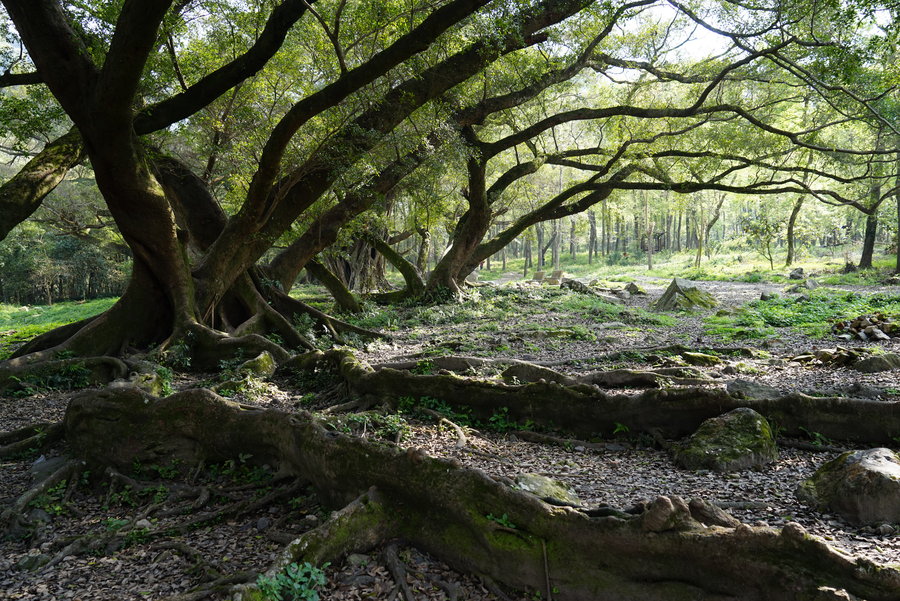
(449, 250, 896, 286)
(0, 298, 117, 360)
(704, 289, 900, 341)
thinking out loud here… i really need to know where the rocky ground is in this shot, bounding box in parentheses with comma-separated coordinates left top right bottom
(2, 276, 900, 600)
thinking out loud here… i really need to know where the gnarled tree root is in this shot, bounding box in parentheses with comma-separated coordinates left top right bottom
(64, 387, 900, 601)
(0, 422, 64, 458)
(292, 350, 900, 445)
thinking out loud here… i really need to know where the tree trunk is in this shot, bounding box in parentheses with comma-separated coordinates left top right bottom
(859, 211, 878, 270)
(896, 149, 900, 274)
(785, 196, 805, 267)
(588, 210, 597, 264)
(304, 260, 363, 314)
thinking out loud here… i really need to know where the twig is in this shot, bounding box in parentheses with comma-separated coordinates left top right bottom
(542, 538, 552, 601)
(509, 430, 625, 452)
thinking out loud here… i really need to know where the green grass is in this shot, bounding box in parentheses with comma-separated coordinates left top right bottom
(705, 289, 900, 341)
(436, 249, 897, 287)
(0, 298, 117, 360)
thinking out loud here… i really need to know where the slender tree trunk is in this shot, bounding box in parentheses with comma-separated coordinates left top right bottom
(552, 220, 560, 270)
(859, 210, 879, 269)
(785, 196, 805, 266)
(536, 224, 545, 268)
(896, 149, 900, 274)
(569, 217, 576, 260)
(588, 210, 597, 264)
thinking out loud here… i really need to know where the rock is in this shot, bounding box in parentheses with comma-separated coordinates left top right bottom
(135, 518, 152, 529)
(256, 517, 270, 531)
(561, 279, 625, 305)
(852, 353, 900, 373)
(652, 278, 717, 311)
(238, 351, 277, 378)
(347, 553, 371, 567)
(515, 473, 581, 506)
(789, 267, 804, 280)
(29, 455, 68, 482)
(612, 289, 631, 300)
(675, 408, 778, 472)
(681, 352, 721, 366)
(26, 507, 52, 524)
(15, 553, 51, 571)
(726, 379, 780, 400)
(796, 448, 900, 524)
(787, 280, 818, 293)
(760, 292, 775, 301)
(795, 294, 810, 302)
(624, 282, 646, 295)
(877, 523, 897, 536)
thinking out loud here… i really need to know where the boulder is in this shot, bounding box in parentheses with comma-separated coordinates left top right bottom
(515, 473, 581, 507)
(852, 353, 900, 373)
(788, 267, 804, 280)
(561, 278, 625, 305)
(796, 448, 900, 524)
(786, 279, 818, 293)
(652, 278, 717, 311)
(624, 282, 647, 295)
(675, 408, 778, 472)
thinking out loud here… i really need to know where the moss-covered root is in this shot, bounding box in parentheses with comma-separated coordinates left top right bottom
(65, 388, 900, 601)
(0, 356, 128, 393)
(285, 349, 900, 446)
(0, 422, 64, 458)
(233, 488, 393, 600)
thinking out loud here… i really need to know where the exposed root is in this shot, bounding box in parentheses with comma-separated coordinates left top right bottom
(2, 459, 81, 534)
(159, 572, 256, 601)
(777, 439, 849, 453)
(64, 387, 900, 600)
(313, 349, 900, 445)
(267, 287, 389, 341)
(509, 430, 627, 453)
(384, 542, 417, 601)
(0, 356, 129, 392)
(267, 488, 391, 572)
(0, 422, 64, 458)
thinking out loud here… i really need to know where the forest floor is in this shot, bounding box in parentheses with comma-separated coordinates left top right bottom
(3, 273, 900, 600)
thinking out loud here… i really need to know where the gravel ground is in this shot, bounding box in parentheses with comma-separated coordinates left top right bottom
(3, 277, 900, 601)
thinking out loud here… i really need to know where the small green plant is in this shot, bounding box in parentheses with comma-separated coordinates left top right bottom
(256, 561, 329, 601)
(486, 513, 517, 529)
(612, 422, 630, 436)
(103, 518, 131, 531)
(411, 359, 435, 375)
(799, 426, 833, 447)
(29, 480, 67, 515)
(164, 338, 192, 369)
(155, 366, 174, 396)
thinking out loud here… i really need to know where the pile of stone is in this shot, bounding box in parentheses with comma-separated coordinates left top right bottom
(832, 314, 897, 342)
